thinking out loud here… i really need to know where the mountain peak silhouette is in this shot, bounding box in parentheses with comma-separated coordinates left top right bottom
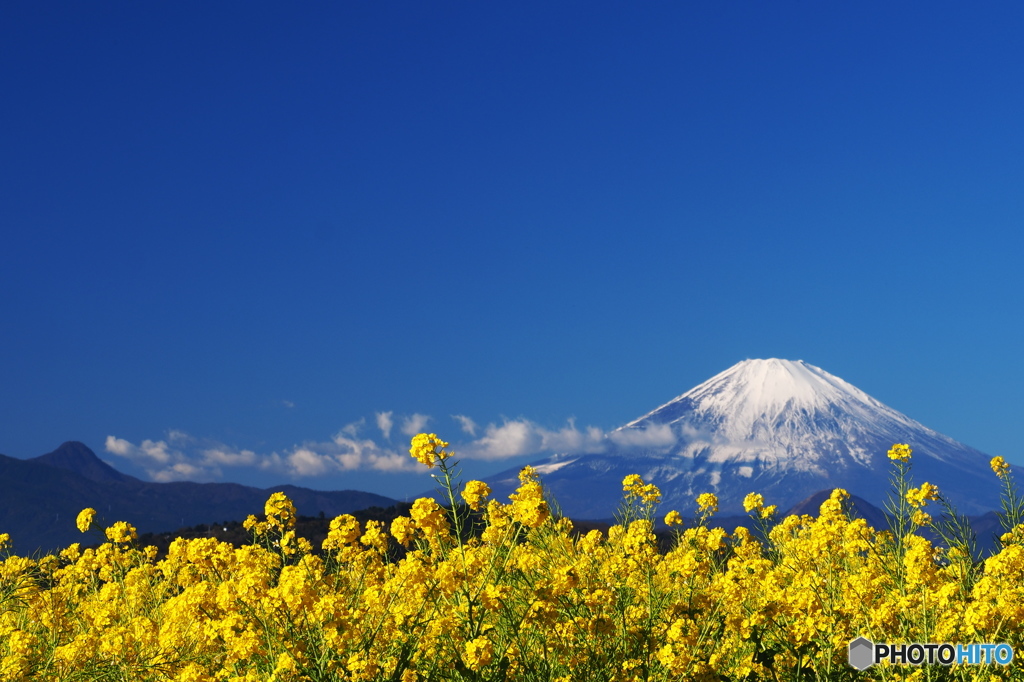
(31, 441, 139, 484)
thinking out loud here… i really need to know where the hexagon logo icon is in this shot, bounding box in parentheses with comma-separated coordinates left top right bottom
(848, 637, 874, 670)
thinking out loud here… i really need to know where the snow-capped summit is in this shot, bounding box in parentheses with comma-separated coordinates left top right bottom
(626, 358, 890, 436)
(614, 358, 949, 473)
(485, 359, 1012, 518)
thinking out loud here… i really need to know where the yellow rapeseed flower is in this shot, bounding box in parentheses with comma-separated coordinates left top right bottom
(696, 493, 718, 514)
(623, 474, 662, 504)
(463, 636, 494, 670)
(271, 652, 299, 678)
(243, 514, 269, 536)
(991, 456, 1011, 479)
(104, 521, 137, 544)
(409, 433, 451, 468)
(76, 508, 96, 533)
(360, 520, 389, 553)
(742, 493, 764, 513)
(480, 583, 511, 610)
(906, 482, 940, 508)
(323, 514, 361, 551)
(664, 510, 683, 527)
(410, 498, 449, 536)
(461, 480, 491, 511)
(639, 483, 662, 505)
(389, 516, 416, 547)
(510, 467, 549, 528)
(0, 533, 9, 551)
(264, 492, 297, 532)
(887, 443, 912, 462)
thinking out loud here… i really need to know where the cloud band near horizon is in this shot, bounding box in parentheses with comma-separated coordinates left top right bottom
(104, 413, 681, 483)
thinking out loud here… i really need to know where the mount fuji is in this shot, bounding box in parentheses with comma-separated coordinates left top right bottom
(483, 359, 1016, 518)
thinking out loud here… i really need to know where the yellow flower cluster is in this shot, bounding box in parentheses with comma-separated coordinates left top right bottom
(742, 492, 777, 520)
(264, 491, 296, 531)
(409, 433, 451, 468)
(410, 497, 450, 537)
(460, 480, 491, 511)
(622, 474, 661, 505)
(906, 481, 940, 508)
(887, 443, 912, 462)
(742, 492, 763, 512)
(508, 466, 549, 528)
(696, 492, 718, 514)
(104, 521, 137, 544)
(322, 514, 361, 551)
(1, 436, 1022, 682)
(76, 508, 96, 533)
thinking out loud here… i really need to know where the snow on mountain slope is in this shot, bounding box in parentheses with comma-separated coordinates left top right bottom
(484, 359, 1013, 518)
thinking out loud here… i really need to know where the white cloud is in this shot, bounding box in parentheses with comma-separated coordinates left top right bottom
(459, 418, 607, 461)
(105, 436, 135, 457)
(538, 419, 606, 453)
(105, 436, 181, 465)
(400, 413, 431, 436)
(370, 452, 419, 472)
(106, 429, 425, 483)
(608, 423, 678, 449)
(167, 430, 193, 444)
(141, 440, 178, 464)
(376, 411, 394, 440)
(287, 448, 331, 477)
(103, 412, 680, 483)
(339, 418, 365, 437)
(105, 435, 207, 481)
(152, 461, 205, 482)
(465, 420, 542, 460)
(202, 446, 258, 467)
(452, 414, 478, 437)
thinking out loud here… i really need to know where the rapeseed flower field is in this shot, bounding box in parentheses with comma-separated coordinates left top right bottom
(1, 435, 1022, 680)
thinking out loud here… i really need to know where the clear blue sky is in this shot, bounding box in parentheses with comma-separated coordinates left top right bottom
(4, 2, 1023, 501)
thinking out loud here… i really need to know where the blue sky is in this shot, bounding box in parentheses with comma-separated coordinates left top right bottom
(3, 2, 1024, 501)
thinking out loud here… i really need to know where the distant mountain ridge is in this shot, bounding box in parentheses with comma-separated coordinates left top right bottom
(482, 359, 1018, 518)
(0, 442, 399, 554)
